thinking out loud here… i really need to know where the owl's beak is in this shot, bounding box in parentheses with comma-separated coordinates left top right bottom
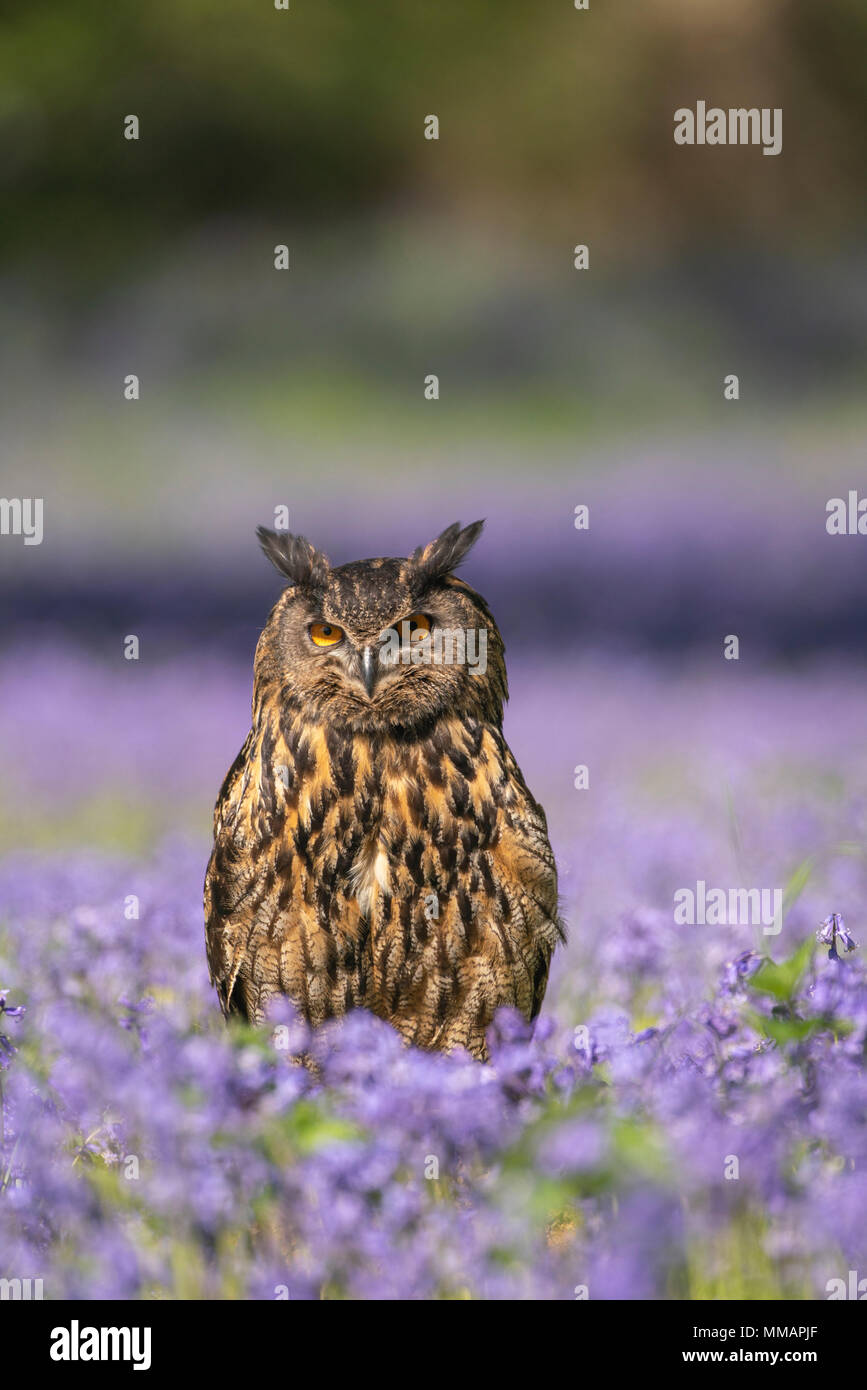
(360, 645, 378, 698)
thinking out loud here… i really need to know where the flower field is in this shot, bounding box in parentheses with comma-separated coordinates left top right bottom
(1, 644, 865, 1299)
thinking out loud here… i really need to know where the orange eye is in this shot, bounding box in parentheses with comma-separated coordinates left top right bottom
(309, 621, 344, 648)
(406, 613, 431, 638)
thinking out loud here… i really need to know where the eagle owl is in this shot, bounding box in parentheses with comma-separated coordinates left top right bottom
(204, 521, 563, 1061)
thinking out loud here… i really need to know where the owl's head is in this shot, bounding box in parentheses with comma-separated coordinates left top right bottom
(253, 521, 507, 734)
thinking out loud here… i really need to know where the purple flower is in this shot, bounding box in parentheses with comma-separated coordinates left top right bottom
(817, 914, 858, 961)
(0, 991, 26, 1021)
(0, 989, 25, 1070)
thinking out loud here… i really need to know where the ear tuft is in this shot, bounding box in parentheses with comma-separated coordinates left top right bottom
(408, 520, 484, 589)
(256, 527, 330, 590)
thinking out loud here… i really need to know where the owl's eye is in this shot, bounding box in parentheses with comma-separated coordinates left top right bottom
(406, 613, 432, 638)
(309, 621, 344, 648)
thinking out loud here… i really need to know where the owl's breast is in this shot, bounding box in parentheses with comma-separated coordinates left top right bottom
(334, 734, 427, 922)
(304, 716, 512, 925)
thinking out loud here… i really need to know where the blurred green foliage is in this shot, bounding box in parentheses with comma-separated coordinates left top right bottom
(1, 0, 865, 287)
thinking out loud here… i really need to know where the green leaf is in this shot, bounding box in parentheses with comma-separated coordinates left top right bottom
(744, 1009, 821, 1047)
(749, 937, 815, 1003)
(782, 857, 813, 913)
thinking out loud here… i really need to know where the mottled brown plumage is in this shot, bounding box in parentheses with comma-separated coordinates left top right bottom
(204, 521, 563, 1060)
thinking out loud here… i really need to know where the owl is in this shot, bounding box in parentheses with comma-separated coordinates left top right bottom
(204, 521, 563, 1061)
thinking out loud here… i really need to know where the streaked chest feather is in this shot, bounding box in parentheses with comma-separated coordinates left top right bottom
(244, 711, 518, 917)
(347, 839, 391, 916)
